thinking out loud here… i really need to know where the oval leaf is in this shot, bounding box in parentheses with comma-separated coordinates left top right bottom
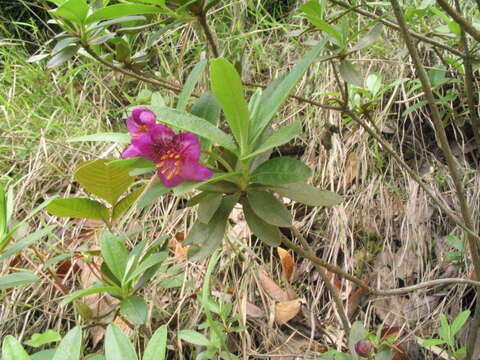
(74, 159, 135, 205)
(271, 183, 343, 207)
(120, 296, 148, 325)
(178, 330, 210, 347)
(2, 336, 30, 360)
(105, 324, 138, 360)
(0, 272, 39, 291)
(247, 190, 291, 227)
(52, 327, 82, 360)
(143, 325, 168, 360)
(243, 200, 282, 246)
(251, 157, 311, 185)
(46, 198, 109, 221)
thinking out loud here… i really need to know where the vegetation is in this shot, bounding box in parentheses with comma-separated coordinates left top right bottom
(1, 0, 480, 359)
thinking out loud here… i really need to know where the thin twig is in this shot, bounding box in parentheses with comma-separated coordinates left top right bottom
(436, 0, 480, 42)
(389, 1, 480, 357)
(454, 0, 480, 148)
(291, 227, 351, 335)
(281, 233, 480, 297)
(328, 0, 464, 57)
(198, 11, 220, 58)
(82, 44, 183, 94)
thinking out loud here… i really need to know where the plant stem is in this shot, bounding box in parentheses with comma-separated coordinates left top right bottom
(436, 0, 480, 42)
(198, 11, 220, 58)
(202, 150, 235, 173)
(389, 1, 480, 357)
(327, 0, 465, 58)
(281, 231, 480, 297)
(82, 44, 184, 94)
(454, 0, 480, 149)
(290, 227, 351, 336)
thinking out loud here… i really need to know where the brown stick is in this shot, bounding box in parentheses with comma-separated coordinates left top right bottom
(436, 0, 480, 42)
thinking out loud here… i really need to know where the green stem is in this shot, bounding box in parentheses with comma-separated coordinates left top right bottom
(202, 150, 235, 173)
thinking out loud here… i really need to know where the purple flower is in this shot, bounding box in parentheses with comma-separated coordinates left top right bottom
(122, 108, 158, 158)
(355, 340, 374, 358)
(126, 107, 157, 136)
(124, 123, 213, 187)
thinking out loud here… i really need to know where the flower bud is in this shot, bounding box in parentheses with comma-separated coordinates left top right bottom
(355, 340, 374, 358)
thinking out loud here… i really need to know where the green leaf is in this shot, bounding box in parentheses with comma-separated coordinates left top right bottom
(251, 157, 311, 185)
(300, 2, 341, 41)
(350, 23, 383, 51)
(0, 272, 39, 291)
(178, 330, 210, 347)
(60, 285, 121, 306)
(271, 183, 343, 207)
(52, 327, 82, 360)
(252, 40, 327, 140)
(87, 4, 164, 24)
(451, 310, 470, 337)
(419, 338, 446, 347)
(439, 313, 452, 346)
(136, 183, 170, 211)
(348, 321, 366, 359)
(143, 325, 168, 360)
(243, 122, 301, 160)
(173, 172, 240, 197)
(151, 107, 238, 153)
(0, 226, 55, 262)
(190, 92, 220, 126)
(74, 159, 135, 205)
(46, 198, 109, 221)
(177, 59, 207, 111)
(100, 231, 129, 282)
(67, 133, 131, 144)
(51, 0, 88, 23)
(105, 324, 138, 360)
(185, 194, 239, 260)
(108, 158, 155, 169)
(0, 184, 6, 238)
(47, 46, 79, 68)
(125, 252, 167, 284)
(210, 58, 249, 153)
(31, 350, 57, 360)
(242, 199, 281, 246)
(2, 335, 31, 360)
(25, 330, 62, 348)
(197, 193, 223, 224)
(112, 186, 146, 221)
(247, 190, 291, 227)
(120, 296, 148, 325)
(339, 61, 363, 87)
(444, 234, 464, 251)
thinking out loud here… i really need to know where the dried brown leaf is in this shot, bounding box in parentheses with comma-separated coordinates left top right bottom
(258, 268, 289, 302)
(277, 247, 294, 283)
(344, 151, 359, 187)
(274, 299, 305, 324)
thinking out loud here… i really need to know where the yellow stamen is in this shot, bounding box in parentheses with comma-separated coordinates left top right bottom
(161, 168, 170, 174)
(155, 161, 165, 168)
(174, 160, 183, 167)
(175, 168, 182, 175)
(174, 154, 181, 159)
(160, 155, 168, 160)
(166, 170, 175, 180)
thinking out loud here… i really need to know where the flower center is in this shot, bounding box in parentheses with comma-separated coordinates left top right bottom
(155, 149, 184, 180)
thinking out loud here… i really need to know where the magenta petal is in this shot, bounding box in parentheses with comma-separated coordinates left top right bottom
(157, 169, 184, 187)
(131, 107, 150, 120)
(126, 116, 139, 134)
(138, 110, 156, 125)
(176, 133, 201, 161)
(150, 124, 175, 145)
(122, 144, 141, 158)
(180, 161, 213, 182)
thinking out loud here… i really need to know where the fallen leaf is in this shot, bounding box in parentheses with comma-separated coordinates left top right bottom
(344, 151, 359, 188)
(274, 299, 305, 324)
(277, 247, 294, 283)
(169, 233, 188, 263)
(258, 268, 289, 302)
